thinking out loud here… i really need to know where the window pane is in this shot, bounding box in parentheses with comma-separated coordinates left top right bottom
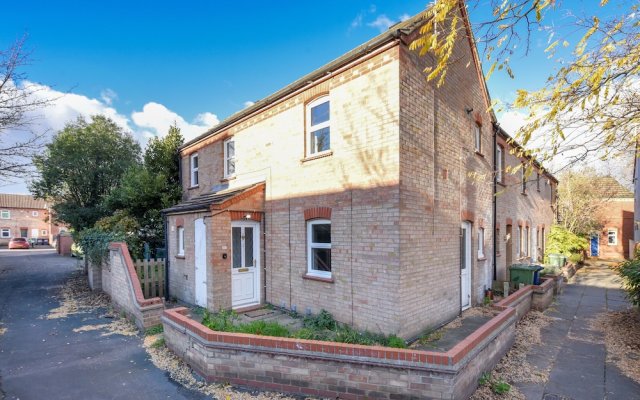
(312, 224, 331, 243)
(227, 159, 235, 175)
(310, 101, 329, 126)
(226, 141, 235, 158)
(232, 227, 242, 268)
(312, 248, 331, 272)
(192, 155, 198, 168)
(193, 171, 199, 185)
(244, 227, 253, 267)
(312, 127, 330, 153)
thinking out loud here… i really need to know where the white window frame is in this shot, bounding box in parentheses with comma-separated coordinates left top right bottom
(496, 145, 503, 183)
(177, 226, 185, 256)
(32, 211, 39, 217)
(223, 138, 235, 178)
(190, 153, 199, 187)
(41, 229, 47, 236)
(517, 226, 523, 257)
(1, 228, 10, 238)
(607, 228, 618, 246)
(477, 227, 485, 259)
(536, 172, 541, 191)
(307, 219, 331, 278)
(525, 226, 530, 256)
(306, 96, 331, 156)
(521, 165, 527, 194)
(474, 124, 481, 153)
(1, 210, 10, 219)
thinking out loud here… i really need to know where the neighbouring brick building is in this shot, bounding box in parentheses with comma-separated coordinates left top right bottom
(634, 144, 640, 255)
(162, 7, 556, 339)
(0, 194, 66, 246)
(589, 176, 634, 260)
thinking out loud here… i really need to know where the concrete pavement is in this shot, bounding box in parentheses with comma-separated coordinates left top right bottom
(516, 262, 640, 400)
(0, 249, 206, 400)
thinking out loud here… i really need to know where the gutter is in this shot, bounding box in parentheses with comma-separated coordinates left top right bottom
(163, 213, 170, 301)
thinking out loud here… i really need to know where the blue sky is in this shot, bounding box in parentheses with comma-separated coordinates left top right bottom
(0, 0, 609, 193)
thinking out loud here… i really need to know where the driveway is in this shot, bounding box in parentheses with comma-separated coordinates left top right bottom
(517, 262, 640, 400)
(0, 249, 206, 400)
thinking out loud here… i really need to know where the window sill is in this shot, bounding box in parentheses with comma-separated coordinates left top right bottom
(497, 181, 506, 187)
(521, 192, 527, 196)
(475, 151, 484, 158)
(302, 274, 334, 284)
(496, 253, 501, 257)
(188, 185, 199, 190)
(477, 256, 487, 261)
(221, 176, 236, 183)
(175, 255, 185, 259)
(301, 150, 333, 163)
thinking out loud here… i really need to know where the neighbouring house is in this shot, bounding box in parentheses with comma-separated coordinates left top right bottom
(588, 176, 634, 260)
(494, 128, 557, 281)
(0, 194, 66, 246)
(162, 8, 556, 338)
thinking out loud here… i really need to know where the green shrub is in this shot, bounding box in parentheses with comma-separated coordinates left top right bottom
(202, 309, 238, 332)
(616, 258, 640, 306)
(385, 335, 407, 349)
(236, 320, 290, 337)
(492, 380, 511, 394)
(544, 225, 588, 263)
(145, 325, 163, 336)
(77, 227, 125, 266)
(303, 309, 336, 330)
(568, 253, 583, 264)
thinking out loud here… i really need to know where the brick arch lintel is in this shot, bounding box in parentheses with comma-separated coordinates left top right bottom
(304, 207, 332, 221)
(230, 210, 262, 222)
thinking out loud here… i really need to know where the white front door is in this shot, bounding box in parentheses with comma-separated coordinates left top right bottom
(231, 221, 260, 308)
(31, 228, 39, 238)
(194, 218, 207, 307)
(461, 222, 472, 310)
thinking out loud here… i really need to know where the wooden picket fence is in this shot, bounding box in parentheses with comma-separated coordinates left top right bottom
(134, 258, 165, 299)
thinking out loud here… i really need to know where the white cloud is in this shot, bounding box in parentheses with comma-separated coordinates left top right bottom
(243, 101, 255, 108)
(367, 14, 395, 32)
(131, 102, 219, 141)
(350, 14, 363, 29)
(100, 88, 118, 105)
(497, 110, 528, 135)
(399, 13, 410, 22)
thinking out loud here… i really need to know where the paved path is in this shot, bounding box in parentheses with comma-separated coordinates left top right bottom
(0, 249, 206, 400)
(517, 262, 640, 400)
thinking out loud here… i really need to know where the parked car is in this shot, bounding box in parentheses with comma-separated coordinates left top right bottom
(8, 237, 30, 250)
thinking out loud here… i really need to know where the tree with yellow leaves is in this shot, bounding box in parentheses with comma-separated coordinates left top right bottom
(410, 0, 638, 169)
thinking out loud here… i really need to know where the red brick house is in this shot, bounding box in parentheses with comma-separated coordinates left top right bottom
(162, 8, 556, 338)
(0, 194, 66, 246)
(589, 176, 634, 260)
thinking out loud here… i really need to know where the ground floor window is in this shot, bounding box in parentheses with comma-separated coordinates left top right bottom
(41, 229, 47, 236)
(307, 219, 331, 277)
(177, 226, 185, 256)
(20, 228, 27, 238)
(607, 228, 617, 245)
(477, 227, 485, 259)
(1, 228, 10, 238)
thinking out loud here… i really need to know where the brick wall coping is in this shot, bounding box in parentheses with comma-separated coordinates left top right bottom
(163, 305, 515, 369)
(531, 277, 554, 293)
(108, 242, 163, 308)
(493, 286, 533, 309)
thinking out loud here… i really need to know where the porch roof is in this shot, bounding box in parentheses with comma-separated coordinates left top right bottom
(161, 183, 262, 215)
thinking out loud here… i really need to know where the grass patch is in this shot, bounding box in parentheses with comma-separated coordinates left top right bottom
(145, 325, 164, 336)
(151, 337, 165, 348)
(201, 308, 406, 348)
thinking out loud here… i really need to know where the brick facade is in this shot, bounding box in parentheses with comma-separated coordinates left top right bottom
(595, 198, 634, 260)
(164, 7, 555, 338)
(0, 204, 65, 246)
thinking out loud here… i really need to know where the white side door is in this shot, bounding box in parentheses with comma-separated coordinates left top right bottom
(461, 222, 472, 310)
(194, 218, 207, 307)
(231, 221, 260, 308)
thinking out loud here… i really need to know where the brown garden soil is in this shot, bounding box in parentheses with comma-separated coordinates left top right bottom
(470, 311, 553, 400)
(593, 309, 640, 384)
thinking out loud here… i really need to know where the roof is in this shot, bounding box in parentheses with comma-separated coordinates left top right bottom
(0, 194, 48, 210)
(161, 184, 262, 214)
(180, 12, 431, 152)
(593, 176, 633, 198)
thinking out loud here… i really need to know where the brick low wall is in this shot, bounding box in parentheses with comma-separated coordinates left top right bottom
(531, 278, 555, 311)
(87, 242, 164, 331)
(494, 286, 532, 321)
(163, 306, 516, 400)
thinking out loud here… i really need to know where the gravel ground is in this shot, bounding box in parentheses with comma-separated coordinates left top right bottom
(593, 309, 640, 384)
(470, 311, 553, 400)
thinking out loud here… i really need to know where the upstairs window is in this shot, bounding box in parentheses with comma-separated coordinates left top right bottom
(307, 219, 331, 278)
(177, 226, 185, 256)
(496, 145, 504, 183)
(521, 164, 527, 194)
(536, 172, 541, 191)
(32, 211, 39, 217)
(1, 210, 10, 219)
(224, 138, 235, 178)
(190, 153, 199, 187)
(474, 124, 482, 153)
(306, 96, 330, 155)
